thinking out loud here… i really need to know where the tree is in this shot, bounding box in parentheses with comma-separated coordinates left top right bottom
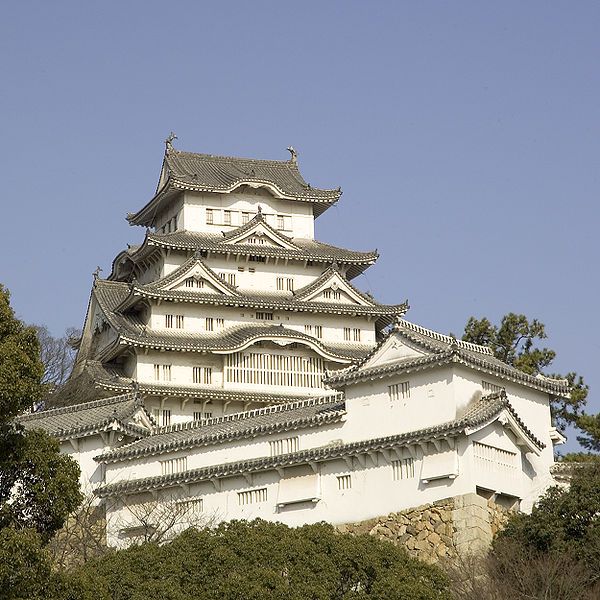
(462, 313, 588, 430)
(65, 520, 451, 600)
(0, 285, 82, 541)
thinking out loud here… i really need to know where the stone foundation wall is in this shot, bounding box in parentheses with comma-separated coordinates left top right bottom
(337, 493, 512, 563)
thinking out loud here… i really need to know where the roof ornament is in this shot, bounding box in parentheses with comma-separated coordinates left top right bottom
(286, 146, 298, 164)
(92, 266, 103, 280)
(194, 249, 204, 260)
(257, 204, 262, 214)
(165, 132, 178, 151)
(331, 260, 339, 271)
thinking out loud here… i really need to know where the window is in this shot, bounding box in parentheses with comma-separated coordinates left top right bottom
(153, 364, 171, 382)
(238, 266, 245, 272)
(159, 456, 187, 475)
(314, 325, 323, 339)
(175, 497, 203, 515)
(165, 314, 174, 328)
(482, 380, 504, 394)
(389, 381, 410, 401)
(193, 366, 212, 384)
(227, 273, 236, 286)
(248, 267, 256, 273)
(353, 328, 361, 342)
(152, 408, 171, 427)
(304, 325, 313, 335)
(324, 290, 342, 300)
(193, 411, 213, 421)
(241, 212, 250, 225)
(176, 315, 184, 329)
(337, 475, 352, 490)
(225, 353, 324, 388)
(206, 208, 214, 224)
(392, 458, 415, 480)
(255, 312, 273, 321)
(343, 327, 351, 341)
(223, 210, 232, 225)
(238, 488, 267, 505)
(286, 278, 294, 291)
(473, 442, 517, 474)
(249, 255, 266, 263)
(269, 437, 299, 456)
(277, 277, 284, 291)
(185, 277, 204, 288)
(216, 318, 225, 330)
(205, 318, 214, 331)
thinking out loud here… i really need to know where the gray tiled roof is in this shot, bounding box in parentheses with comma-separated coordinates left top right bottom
(97, 393, 346, 463)
(128, 149, 342, 226)
(95, 392, 541, 498)
(18, 392, 151, 441)
(93, 280, 372, 362)
(325, 319, 570, 396)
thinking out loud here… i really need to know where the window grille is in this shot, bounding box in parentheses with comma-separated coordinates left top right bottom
(225, 353, 324, 388)
(216, 318, 225, 330)
(165, 314, 174, 328)
(175, 497, 203, 515)
(153, 364, 171, 382)
(206, 318, 214, 331)
(392, 458, 415, 480)
(227, 273, 236, 286)
(255, 312, 273, 321)
(304, 325, 313, 334)
(241, 212, 250, 225)
(314, 325, 323, 338)
(176, 315, 184, 329)
(269, 437, 299, 456)
(473, 442, 517, 474)
(389, 381, 410, 401)
(353, 328, 361, 342)
(193, 367, 212, 384)
(249, 256, 266, 263)
(160, 456, 187, 476)
(238, 488, 267, 505)
(206, 208, 214, 224)
(337, 475, 352, 490)
(223, 210, 232, 225)
(277, 277, 284, 290)
(286, 278, 294, 291)
(277, 215, 285, 230)
(343, 328, 351, 341)
(152, 408, 171, 427)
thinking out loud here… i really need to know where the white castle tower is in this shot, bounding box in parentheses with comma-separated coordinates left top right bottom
(73, 139, 407, 425)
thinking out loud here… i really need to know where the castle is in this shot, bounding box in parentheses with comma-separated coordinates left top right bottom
(22, 140, 568, 549)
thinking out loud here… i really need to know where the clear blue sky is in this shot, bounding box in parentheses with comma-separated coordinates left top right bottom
(1, 2, 598, 450)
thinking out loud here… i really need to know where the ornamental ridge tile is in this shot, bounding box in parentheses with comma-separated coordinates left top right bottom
(94, 392, 540, 498)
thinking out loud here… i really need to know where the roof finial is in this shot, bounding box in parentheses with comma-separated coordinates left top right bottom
(257, 204, 262, 214)
(165, 132, 178, 151)
(93, 266, 102, 280)
(287, 146, 298, 164)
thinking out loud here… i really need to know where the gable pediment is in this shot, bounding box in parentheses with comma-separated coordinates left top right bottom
(224, 220, 298, 250)
(360, 331, 430, 371)
(296, 271, 375, 306)
(156, 259, 239, 296)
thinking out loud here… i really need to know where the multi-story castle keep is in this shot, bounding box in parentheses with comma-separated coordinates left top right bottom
(22, 141, 569, 550)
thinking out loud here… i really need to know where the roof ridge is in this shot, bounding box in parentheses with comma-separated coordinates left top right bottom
(19, 392, 137, 421)
(153, 391, 344, 435)
(169, 148, 293, 167)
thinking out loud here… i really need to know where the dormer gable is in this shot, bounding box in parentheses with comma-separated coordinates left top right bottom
(222, 212, 299, 250)
(294, 267, 376, 306)
(145, 255, 240, 297)
(358, 330, 430, 371)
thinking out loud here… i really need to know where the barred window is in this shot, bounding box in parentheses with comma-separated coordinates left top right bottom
(223, 210, 232, 225)
(314, 325, 323, 339)
(389, 381, 410, 401)
(176, 315, 184, 329)
(206, 208, 214, 224)
(276, 215, 285, 230)
(343, 327, 351, 341)
(206, 318, 214, 331)
(482, 380, 504, 394)
(165, 314, 174, 328)
(337, 475, 352, 490)
(152, 408, 171, 427)
(241, 212, 250, 225)
(353, 328, 361, 342)
(392, 458, 415, 480)
(269, 437, 299, 456)
(160, 456, 187, 475)
(238, 488, 267, 505)
(256, 312, 273, 321)
(193, 367, 212, 384)
(153, 364, 171, 382)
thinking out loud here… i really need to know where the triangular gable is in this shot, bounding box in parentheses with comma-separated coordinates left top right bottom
(295, 269, 376, 306)
(222, 213, 299, 250)
(153, 257, 240, 296)
(359, 330, 431, 371)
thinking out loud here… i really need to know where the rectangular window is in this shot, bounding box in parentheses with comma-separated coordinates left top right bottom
(482, 381, 504, 394)
(248, 267, 256, 273)
(175, 497, 203, 515)
(304, 325, 313, 335)
(227, 273, 236, 286)
(337, 475, 352, 490)
(159, 456, 186, 476)
(269, 437, 299, 456)
(389, 381, 410, 401)
(392, 458, 415, 480)
(153, 364, 171, 382)
(276, 215, 285, 230)
(165, 314, 174, 328)
(193, 411, 213, 421)
(256, 312, 274, 321)
(223, 210, 232, 225)
(241, 212, 250, 225)
(276, 277, 284, 291)
(153, 364, 160, 380)
(353, 328, 361, 342)
(249, 256, 266, 263)
(152, 408, 171, 427)
(206, 318, 214, 331)
(238, 488, 267, 506)
(286, 278, 294, 291)
(314, 325, 323, 339)
(176, 315, 184, 329)
(206, 208, 214, 224)
(185, 277, 204, 288)
(193, 367, 212, 384)
(343, 327, 351, 341)
(238, 266, 245, 272)
(473, 442, 517, 474)
(216, 318, 225, 330)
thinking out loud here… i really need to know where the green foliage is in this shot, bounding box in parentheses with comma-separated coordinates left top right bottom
(574, 411, 600, 453)
(495, 462, 600, 588)
(0, 285, 44, 422)
(462, 313, 588, 430)
(65, 520, 450, 600)
(0, 527, 52, 600)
